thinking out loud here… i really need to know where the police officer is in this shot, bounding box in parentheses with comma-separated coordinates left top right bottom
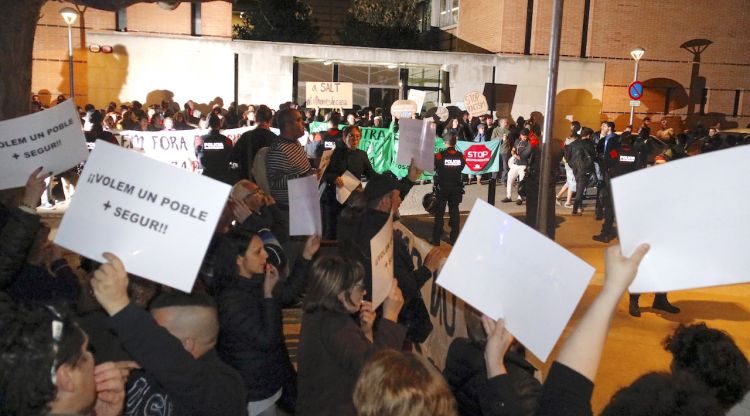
(196, 114, 235, 184)
(431, 131, 465, 246)
(593, 135, 680, 317)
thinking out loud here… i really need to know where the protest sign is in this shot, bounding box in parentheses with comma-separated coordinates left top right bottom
(0, 100, 88, 190)
(288, 175, 322, 236)
(435, 107, 449, 122)
(396, 119, 436, 172)
(436, 200, 594, 361)
(336, 170, 361, 204)
(305, 82, 353, 109)
(407, 89, 428, 114)
(317, 149, 333, 184)
(464, 91, 489, 118)
(54, 141, 230, 292)
(390, 100, 418, 119)
(612, 146, 750, 293)
(371, 213, 394, 309)
(123, 129, 202, 172)
(456, 141, 501, 174)
(393, 221, 465, 369)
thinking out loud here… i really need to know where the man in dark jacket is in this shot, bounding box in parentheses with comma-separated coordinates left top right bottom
(0, 168, 47, 290)
(196, 114, 236, 184)
(91, 254, 246, 416)
(231, 105, 277, 180)
(594, 122, 620, 220)
(431, 131, 465, 245)
(565, 128, 596, 215)
(337, 166, 442, 345)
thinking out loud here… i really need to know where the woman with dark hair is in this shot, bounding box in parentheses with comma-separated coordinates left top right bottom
(214, 229, 320, 416)
(321, 125, 377, 239)
(296, 254, 406, 416)
(0, 299, 125, 416)
(664, 323, 750, 412)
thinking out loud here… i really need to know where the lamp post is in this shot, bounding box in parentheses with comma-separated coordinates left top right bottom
(60, 7, 79, 101)
(628, 47, 645, 126)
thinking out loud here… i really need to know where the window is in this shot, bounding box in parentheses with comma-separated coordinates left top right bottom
(438, 0, 459, 28)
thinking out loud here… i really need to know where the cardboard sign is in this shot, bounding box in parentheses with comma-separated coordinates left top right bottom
(612, 146, 750, 293)
(407, 89, 428, 114)
(396, 118, 436, 172)
(436, 200, 594, 361)
(464, 91, 489, 118)
(393, 221, 464, 369)
(288, 175, 322, 236)
(370, 213, 394, 309)
(435, 107, 449, 122)
(54, 141, 230, 292)
(0, 100, 88, 190)
(305, 82, 354, 109)
(390, 100, 418, 119)
(336, 170, 361, 204)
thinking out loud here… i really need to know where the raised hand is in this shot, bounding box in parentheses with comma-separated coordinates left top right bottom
(91, 253, 130, 316)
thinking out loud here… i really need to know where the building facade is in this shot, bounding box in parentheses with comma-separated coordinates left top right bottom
(431, 0, 750, 130)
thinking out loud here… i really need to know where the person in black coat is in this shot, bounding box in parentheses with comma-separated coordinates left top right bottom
(296, 254, 406, 416)
(321, 125, 377, 240)
(196, 114, 236, 185)
(564, 128, 596, 215)
(214, 229, 320, 415)
(431, 131, 465, 245)
(337, 169, 442, 345)
(90, 254, 247, 416)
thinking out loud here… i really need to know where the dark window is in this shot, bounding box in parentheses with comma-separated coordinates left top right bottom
(191, 2, 202, 36)
(733, 89, 741, 117)
(115, 8, 126, 32)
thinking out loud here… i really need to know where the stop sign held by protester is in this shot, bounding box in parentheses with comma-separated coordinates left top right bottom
(464, 144, 492, 171)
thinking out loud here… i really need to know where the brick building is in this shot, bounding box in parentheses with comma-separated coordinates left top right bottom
(432, 0, 750, 130)
(31, 1, 231, 108)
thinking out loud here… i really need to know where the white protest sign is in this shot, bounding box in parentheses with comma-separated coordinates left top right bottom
(336, 170, 361, 204)
(54, 141, 230, 292)
(407, 89, 428, 114)
(221, 126, 253, 144)
(0, 100, 88, 190)
(317, 149, 334, 184)
(288, 175, 322, 236)
(122, 129, 202, 172)
(612, 146, 750, 293)
(464, 91, 489, 118)
(436, 200, 594, 361)
(390, 100, 418, 119)
(370, 213, 394, 309)
(396, 118, 436, 172)
(306, 82, 354, 109)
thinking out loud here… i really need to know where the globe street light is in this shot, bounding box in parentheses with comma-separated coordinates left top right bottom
(60, 7, 79, 101)
(629, 47, 645, 125)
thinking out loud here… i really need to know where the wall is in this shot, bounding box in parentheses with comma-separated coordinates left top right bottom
(32, 1, 232, 107)
(87, 32, 233, 111)
(232, 40, 605, 139)
(449, 0, 750, 129)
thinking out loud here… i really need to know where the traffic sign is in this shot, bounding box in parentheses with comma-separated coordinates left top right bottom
(628, 81, 644, 100)
(630, 100, 641, 107)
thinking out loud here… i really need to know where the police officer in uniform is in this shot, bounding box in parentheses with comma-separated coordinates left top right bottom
(431, 131, 465, 246)
(594, 135, 680, 317)
(196, 114, 235, 184)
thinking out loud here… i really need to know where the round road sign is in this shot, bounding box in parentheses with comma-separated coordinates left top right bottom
(628, 81, 644, 100)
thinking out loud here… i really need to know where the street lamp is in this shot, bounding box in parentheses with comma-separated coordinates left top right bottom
(629, 47, 645, 125)
(60, 7, 79, 101)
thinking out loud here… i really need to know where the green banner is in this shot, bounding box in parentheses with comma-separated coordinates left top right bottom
(389, 138, 446, 179)
(455, 141, 501, 174)
(359, 127, 396, 173)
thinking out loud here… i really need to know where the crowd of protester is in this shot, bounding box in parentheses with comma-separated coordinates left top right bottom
(1, 94, 748, 415)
